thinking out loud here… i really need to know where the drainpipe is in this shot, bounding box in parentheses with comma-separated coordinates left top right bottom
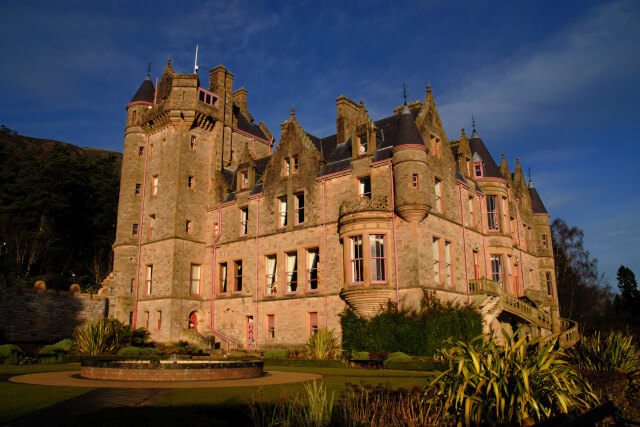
(515, 199, 525, 298)
(322, 180, 328, 328)
(210, 208, 222, 332)
(458, 185, 470, 307)
(132, 134, 150, 329)
(478, 194, 489, 279)
(388, 163, 400, 307)
(254, 198, 260, 349)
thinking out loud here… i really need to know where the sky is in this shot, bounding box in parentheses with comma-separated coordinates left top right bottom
(1, 0, 639, 286)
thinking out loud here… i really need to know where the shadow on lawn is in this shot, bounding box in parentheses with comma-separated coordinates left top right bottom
(70, 405, 253, 427)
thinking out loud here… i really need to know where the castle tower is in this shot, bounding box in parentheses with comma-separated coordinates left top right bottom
(391, 105, 430, 222)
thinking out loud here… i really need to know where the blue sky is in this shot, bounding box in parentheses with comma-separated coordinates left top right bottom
(1, 0, 639, 285)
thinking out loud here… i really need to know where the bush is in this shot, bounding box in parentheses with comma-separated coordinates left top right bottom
(263, 359, 347, 368)
(353, 351, 370, 360)
(341, 297, 482, 356)
(52, 338, 75, 352)
(305, 329, 341, 360)
(569, 331, 640, 372)
(431, 331, 598, 425)
(38, 345, 66, 363)
(74, 318, 118, 355)
(263, 349, 289, 359)
(383, 352, 412, 368)
(117, 346, 161, 356)
(0, 344, 24, 364)
(159, 341, 204, 355)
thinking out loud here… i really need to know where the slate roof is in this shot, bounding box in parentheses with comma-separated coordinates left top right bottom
(130, 76, 155, 104)
(528, 182, 548, 214)
(233, 105, 269, 140)
(468, 132, 504, 179)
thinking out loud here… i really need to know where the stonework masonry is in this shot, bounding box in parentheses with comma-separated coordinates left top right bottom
(104, 61, 578, 351)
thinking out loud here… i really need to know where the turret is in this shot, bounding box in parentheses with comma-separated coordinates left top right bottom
(391, 105, 430, 222)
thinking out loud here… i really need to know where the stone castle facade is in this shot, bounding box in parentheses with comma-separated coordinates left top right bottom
(104, 60, 578, 350)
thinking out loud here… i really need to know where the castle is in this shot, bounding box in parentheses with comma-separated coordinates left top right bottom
(104, 60, 578, 350)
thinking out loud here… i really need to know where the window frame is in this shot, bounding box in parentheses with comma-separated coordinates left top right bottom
(433, 237, 441, 285)
(233, 260, 243, 293)
(285, 251, 298, 294)
(358, 176, 371, 199)
(490, 255, 504, 290)
(239, 207, 248, 236)
(309, 312, 319, 336)
(434, 178, 443, 213)
(152, 176, 158, 196)
(358, 134, 368, 155)
(148, 214, 156, 239)
(132, 223, 138, 237)
(546, 272, 553, 296)
(444, 240, 453, 287)
(186, 220, 192, 235)
(294, 193, 304, 225)
(486, 195, 500, 231)
(138, 146, 145, 157)
(135, 183, 142, 196)
(145, 264, 153, 295)
(219, 262, 228, 294)
(267, 314, 275, 340)
(306, 248, 320, 292)
(412, 174, 418, 189)
(350, 236, 364, 285)
(473, 162, 484, 177)
(188, 175, 195, 190)
(265, 254, 277, 296)
(278, 196, 288, 228)
(241, 171, 248, 189)
(542, 234, 548, 248)
(370, 235, 387, 283)
(190, 263, 201, 296)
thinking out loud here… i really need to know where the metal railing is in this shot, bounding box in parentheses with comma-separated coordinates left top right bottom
(211, 330, 238, 352)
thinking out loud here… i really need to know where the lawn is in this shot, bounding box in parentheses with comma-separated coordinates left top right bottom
(0, 363, 94, 424)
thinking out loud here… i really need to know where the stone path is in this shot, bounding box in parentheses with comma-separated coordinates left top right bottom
(5, 388, 173, 427)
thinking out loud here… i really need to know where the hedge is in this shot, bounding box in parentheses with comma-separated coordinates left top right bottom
(117, 346, 161, 356)
(0, 344, 24, 364)
(341, 299, 482, 356)
(263, 359, 347, 368)
(384, 360, 445, 371)
(263, 349, 289, 359)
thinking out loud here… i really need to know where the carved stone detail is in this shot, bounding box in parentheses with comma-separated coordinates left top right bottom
(339, 196, 390, 217)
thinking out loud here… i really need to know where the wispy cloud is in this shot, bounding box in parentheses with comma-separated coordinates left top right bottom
(437, 0, 640, 140)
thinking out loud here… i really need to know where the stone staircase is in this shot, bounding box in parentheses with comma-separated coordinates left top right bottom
(469, 278, 579, 347)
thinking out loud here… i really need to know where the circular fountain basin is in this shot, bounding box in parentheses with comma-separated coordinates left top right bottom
(81, 359, 263, 381)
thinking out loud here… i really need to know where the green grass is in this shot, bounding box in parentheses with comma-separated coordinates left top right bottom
(0, 363, 93, 424)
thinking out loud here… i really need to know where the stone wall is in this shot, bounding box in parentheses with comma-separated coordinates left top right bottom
(0, 287, 109, 343)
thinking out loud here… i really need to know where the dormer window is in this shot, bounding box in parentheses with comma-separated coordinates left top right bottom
(284, 156, 299, 176)
(474, 162, 484, 177)
(358, 135, 368, 155)
(241, 172, 249, 189)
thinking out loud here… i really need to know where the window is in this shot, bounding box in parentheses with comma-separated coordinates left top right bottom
(286, 252, 298, 293)
(278, 197, 288, 228)
(433, 237, 441, 284)
(265, 255, 277, 295)
(219, 263, 228, 293)
(307, 248, 319, 291)
(130, 278, 135, 293)
(473, 162, 484, 177)
(309, 312, 318, 335)
(190, 135, 196, 150)
(129, 312, 133, 326)
(135, 183, 142, 196)
(468, 197, 475, 227)
(152, 176, 158, 196)
(267, 315, 275, 340)
(490, 255, 504, 289)
(370, 235, 386, 282)
(144, 311, 149, 329)
(148, 215, 155, 239)
(145, 265, 153, 295)
(188, 176, 195, 189)
(542, 235, 548, 248)
(190, 264, 201, 295)
(473, 251, 480, 279)
(430, 134, 440, 157)
(506, 256, 513, 293)
(513, 263, 520, 296)
(502, 198, 510, 234)
(186, 220, 192, 234)
(284, 158, 291, 176)
(486, 196, 499, 231)
(546, 272, 553, 296)
(412, 174, 418, 189)
(234, 261, 243, 292)
(157, 311, 162, 330)
(444, 241, 452, 287)
(358, 135, 368, 154)
(292, 156, 299, 174)
(132, 110, 137, 124)
(139, 146, 145, 157)
(239, 208, 248, 236)
(434, 179, 442, 213)
(295, 193, 304, 225)
(241, 172, 248, 189)
(132, 223, 138, 237)
(358, 177, 371, 199)
(350, 236, 364, 284)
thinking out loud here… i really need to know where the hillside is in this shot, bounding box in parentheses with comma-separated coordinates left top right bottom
(0, 126, 122, 291)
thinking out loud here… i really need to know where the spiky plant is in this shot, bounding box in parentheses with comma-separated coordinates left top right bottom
(569, 331, 640, 372)
(74, 318, 118, 355)
(304, 328, 341, 360)
(431, 331, 598, 425)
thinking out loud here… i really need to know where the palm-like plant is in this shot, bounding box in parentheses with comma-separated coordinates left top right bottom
(74, 318, 118, 355)
(431, 331, 598, 425)
(304, 328, 341, 360)
(569, 331, 640, 372)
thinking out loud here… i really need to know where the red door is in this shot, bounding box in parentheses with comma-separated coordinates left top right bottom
(246, 316, 255, 349)
(189, 312, 197, 329)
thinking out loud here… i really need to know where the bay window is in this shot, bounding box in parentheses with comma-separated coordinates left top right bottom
(486, 196, 499, 231)
(350, 236, 364, 284)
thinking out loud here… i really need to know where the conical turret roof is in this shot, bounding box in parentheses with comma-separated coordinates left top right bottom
(130, 75, 155, 104)
(527, 180, 548, 214)
(468, 130, 503, 179)
(394, 104, 425, 147)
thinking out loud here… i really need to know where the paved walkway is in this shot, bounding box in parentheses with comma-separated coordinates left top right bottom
(9, 370, 321, 388)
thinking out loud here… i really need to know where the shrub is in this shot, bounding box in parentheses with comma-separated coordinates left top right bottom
(38, 345, 66, 363)
(431, 332, 598, 425)
(384, 360, 444, 371)
(383, 352, 413, 368)
(263, 349, 288, 359)
(52, 338, 75, 352)
(353, 351, 370, 360)
(74, 318, 118, 355)
(341, 297, 482, 356)
(0, 344, 25, 364)
(263, 359, 347, 368)
(569, 331, 640, 372)
(117, 346, 161, 356)
(305, 329, 341, 360)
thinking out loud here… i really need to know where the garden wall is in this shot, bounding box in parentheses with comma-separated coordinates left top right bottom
(0, 286, 109, 343)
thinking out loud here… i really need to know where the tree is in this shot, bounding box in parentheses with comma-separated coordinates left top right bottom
(617, 265, 639, 303)
(552, 218, 615, 333)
